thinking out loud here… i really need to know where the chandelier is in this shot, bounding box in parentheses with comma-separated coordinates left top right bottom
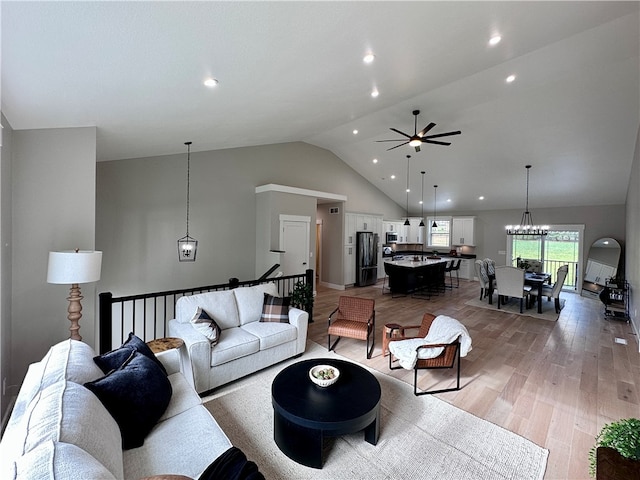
(505, 165, 549, 236)
(178, 141, 198, 261)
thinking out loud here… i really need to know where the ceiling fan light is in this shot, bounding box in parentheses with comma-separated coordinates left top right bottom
(409, 138, 422, 147)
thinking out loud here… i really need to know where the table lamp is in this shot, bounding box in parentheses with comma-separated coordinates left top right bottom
(47, 249, 102, 341)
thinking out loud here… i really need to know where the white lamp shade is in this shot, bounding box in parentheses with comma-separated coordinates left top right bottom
(47, 251, 103, 284)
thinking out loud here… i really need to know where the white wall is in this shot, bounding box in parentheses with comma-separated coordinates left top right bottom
(11, 127, 97, 387)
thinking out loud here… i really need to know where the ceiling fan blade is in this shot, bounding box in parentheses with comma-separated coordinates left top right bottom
(390, 128, 412, 139)
(376, 139, 408, 142)
(387, 141, 409, 151)
(422, 130, 462, 139)
(423, 139, 452, 146)
(418, 122, 436, 137)
(414, 144, 421, 153)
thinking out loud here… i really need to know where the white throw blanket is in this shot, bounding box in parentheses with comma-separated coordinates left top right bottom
(388, 315, 473, 370)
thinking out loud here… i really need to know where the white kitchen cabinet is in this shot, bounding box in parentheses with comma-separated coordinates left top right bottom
(452, 217, 476, 246)
(584, 259, 616, 286)
(457, 258, 474, 280)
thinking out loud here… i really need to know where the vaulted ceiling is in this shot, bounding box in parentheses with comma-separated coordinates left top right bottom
(2, 1, 638, 214)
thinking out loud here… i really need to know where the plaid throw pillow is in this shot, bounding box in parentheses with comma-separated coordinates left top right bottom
(189, 307, 221, 345)
(260, 293, 290, 323)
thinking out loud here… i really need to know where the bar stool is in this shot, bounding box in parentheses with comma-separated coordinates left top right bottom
(444, 260, 454, 290)
(450, 259, 462, 288)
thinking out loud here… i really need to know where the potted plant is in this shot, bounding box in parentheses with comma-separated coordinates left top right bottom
(289, 281, 314, 317)
(589, 418, 640, 478)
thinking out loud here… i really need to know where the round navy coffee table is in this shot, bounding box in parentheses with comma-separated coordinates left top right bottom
(271, 358, 381, 468)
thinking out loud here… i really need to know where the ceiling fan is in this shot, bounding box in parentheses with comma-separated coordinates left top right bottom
(377, 110, 461, 152)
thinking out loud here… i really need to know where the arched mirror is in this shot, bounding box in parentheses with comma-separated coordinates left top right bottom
(581, 238, 621, 297)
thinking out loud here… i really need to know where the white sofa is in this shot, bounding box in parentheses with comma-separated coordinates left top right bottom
(168, 283, 309, 394)
(0, 339, 233, 479)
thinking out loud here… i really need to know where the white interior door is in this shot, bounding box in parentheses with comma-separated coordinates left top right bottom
(280, 216, 310, 276)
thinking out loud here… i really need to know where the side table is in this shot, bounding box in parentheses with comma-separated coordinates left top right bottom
(382, 323, 404, 357)
(147, 337, 184, 354)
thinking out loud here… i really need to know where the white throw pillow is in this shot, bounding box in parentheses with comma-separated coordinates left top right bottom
(189, 307, 221, 344)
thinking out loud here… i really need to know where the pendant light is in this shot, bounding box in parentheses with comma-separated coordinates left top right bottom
(177, 141, 198, 261)
(404, 155, 411, 226)
(432, 185, 438, 228)
(505, 165, 549, 236)
(419, 171, 425, 227)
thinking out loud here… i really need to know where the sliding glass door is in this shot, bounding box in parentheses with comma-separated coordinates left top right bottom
(506, 225, 584, 290)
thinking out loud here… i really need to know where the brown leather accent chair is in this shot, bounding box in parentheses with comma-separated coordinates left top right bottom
(327, 296, 375, 359)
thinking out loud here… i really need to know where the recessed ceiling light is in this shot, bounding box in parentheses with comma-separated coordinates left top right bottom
(353, 129, 358, 135)
(447, 199, 451, 202)
(204, 78, 219, 87)
(489, 35, 502, 46)
(406, 188, 410, 193)
(419, 200, 424, 205)
(372, 158, 378, 164)
(371, 88, 379, 98)
(363, 53, 375, 63)
(479, 196, 485, 200)
(506, 74, 516, 83)
(390, 174, 396, 179)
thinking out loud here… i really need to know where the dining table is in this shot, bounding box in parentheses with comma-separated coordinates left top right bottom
(524, 272, 552, 313)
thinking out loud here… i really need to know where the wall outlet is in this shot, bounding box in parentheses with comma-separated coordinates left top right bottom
(498, 250, 506, 255)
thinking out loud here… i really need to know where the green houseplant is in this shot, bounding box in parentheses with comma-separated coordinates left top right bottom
(289, 281, 314, 312)
(589, 418, 640, 478)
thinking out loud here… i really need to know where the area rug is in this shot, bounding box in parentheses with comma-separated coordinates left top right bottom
(465, 296, 564, 321)
(203, 343, 548, 480)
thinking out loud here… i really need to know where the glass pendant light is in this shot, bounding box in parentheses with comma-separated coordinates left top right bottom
(419, 171, 425, 227)
(432, 185, 438, 229)
(177, 141, 198, 261)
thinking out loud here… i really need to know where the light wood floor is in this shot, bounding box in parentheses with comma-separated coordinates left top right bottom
(306, 278, 639, 479)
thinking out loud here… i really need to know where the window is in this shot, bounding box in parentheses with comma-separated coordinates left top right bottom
(506, 225, 584, 290)
(427, 218, 450, 248)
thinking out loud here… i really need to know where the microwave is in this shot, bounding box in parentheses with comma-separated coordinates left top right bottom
(386, 232, 399, 244)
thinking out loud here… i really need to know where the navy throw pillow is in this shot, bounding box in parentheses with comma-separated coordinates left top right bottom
(85, 350, 172, 450)
(94, 332, 167, 376)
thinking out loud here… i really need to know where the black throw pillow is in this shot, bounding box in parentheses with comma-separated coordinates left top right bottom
(84, 350, 172, 450)
(198, 446, 265, 480)
(94, 332, 168, 376)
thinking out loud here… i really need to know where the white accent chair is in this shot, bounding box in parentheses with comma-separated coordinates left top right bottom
(495, 266, 532, 313)
(530, 265, 568, 313)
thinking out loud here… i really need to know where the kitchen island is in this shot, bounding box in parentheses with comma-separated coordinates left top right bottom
(384, 258, 449, 295)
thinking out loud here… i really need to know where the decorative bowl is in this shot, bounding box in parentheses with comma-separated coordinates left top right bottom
(309, 365, 340, 387)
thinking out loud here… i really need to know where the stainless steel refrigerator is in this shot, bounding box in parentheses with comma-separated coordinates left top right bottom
(356, 231, 379, 287)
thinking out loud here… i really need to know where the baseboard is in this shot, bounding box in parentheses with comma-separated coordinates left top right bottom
(318, 281, 345, 290)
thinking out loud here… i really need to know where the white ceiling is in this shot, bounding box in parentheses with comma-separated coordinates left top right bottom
(2, 1, 639, 214)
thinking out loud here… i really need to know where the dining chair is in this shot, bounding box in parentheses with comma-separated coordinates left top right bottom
(530, 265, 568, 313)
(474, 260, 491, 301)
(494, 266, 532, 313)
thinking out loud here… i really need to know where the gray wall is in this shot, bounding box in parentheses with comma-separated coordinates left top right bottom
(471, 205, 625, 268)
(1, 115, 13, 419)
(626, 127, 639, 343)
(9, 126, 97, 393)
(97, 141, 405, 296)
